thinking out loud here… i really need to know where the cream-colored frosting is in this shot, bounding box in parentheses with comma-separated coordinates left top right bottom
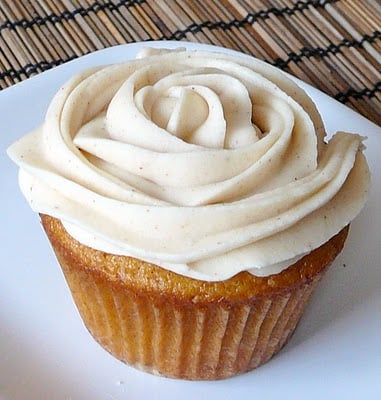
(7, 47, 370, 281)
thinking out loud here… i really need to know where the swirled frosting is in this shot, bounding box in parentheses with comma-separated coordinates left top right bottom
(7, 47, 370, 280)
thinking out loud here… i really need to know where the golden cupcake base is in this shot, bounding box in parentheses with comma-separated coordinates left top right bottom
(41, 214, 348, 380)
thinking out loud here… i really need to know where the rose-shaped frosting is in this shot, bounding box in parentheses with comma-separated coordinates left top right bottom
(8, 47, 370, 280)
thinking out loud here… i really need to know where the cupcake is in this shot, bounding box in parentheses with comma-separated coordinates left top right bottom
(7, 46, 370, 380)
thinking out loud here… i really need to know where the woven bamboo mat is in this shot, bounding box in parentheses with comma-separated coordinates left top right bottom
(0, 0, 380, 124)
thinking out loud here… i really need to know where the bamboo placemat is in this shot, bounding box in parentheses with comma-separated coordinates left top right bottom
(0, 0, 380, 125)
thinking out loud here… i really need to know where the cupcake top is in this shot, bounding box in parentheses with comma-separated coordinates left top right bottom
(7, 47, 370, 281)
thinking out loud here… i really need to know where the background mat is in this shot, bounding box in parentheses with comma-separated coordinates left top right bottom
(0, 0, 380, 125)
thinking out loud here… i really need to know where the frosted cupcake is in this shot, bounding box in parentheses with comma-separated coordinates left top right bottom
(8, 47, 370, 380)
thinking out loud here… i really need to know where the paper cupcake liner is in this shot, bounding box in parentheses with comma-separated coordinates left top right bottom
(55, 250, 322, 380)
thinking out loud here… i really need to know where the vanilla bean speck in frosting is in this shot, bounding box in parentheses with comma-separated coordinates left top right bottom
(7, 47, 370, 280)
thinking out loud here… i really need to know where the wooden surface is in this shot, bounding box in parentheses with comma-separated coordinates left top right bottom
(0, 0, 380, 125)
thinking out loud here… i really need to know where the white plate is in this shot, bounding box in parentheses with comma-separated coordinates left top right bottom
(0, 42, 380, 400)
